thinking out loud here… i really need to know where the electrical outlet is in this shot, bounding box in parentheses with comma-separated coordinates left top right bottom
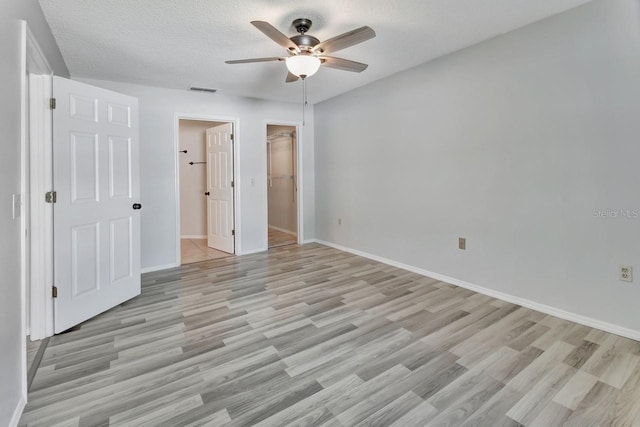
(338, 217, 342, 225)
(620, 265, 633, 282)
(458, 237, 466, 250)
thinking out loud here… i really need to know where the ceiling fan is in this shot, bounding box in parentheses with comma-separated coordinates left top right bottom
(225, 18, 376, 82)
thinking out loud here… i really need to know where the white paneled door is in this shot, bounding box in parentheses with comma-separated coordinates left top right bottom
(206, 123, 235, 254)
(53, 77, 140, 333)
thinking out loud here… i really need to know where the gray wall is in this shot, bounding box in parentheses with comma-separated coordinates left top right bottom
(314, 0, 640, 333)
(0, 1, 67, 424)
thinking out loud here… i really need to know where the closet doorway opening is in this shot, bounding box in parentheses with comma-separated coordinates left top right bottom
(267, 124, 299, 248)
(178, 119, 236, 265)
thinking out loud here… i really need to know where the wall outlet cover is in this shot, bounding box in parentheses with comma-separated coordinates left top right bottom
(620, 265, 633, 282)
(458, 237, 466, 250)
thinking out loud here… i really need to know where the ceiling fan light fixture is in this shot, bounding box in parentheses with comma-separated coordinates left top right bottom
(285, 55, 321, 79)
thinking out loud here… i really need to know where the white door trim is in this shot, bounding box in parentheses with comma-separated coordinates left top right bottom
(173, 113, 240, 266)
(24, 28, 56, 338)
(19, 19, 55, 423)
(264, 120, 304, 247)
(28, 74, 54, 341)
(18, 20, 29, 419)
(24, 21, 55, 343)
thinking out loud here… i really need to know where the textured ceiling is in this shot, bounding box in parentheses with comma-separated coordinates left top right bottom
(39, 0, 593, 104)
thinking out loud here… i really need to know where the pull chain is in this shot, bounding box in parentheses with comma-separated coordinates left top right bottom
(302, 77, 307, 126)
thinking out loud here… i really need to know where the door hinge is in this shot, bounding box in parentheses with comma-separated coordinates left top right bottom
(231, 229, 235, 236)
(52, 286, 58, 298)
(45, 191, 57, 203)
(50, 98, 56, 110)
(231, 180, 234, 188)
(230, 134, 234, 141)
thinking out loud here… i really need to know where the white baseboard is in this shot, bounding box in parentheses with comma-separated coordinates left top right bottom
(302, 238, 318, 244)
(240, 247, 267, 256)
(10, 395, 26, 427)
(268, 225, 297, 236)
(180, 235, 207, 239)
(141, 262, 180, 274)
(315, 239, 640, 342)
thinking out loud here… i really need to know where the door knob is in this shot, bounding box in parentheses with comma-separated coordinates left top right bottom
(205, 192, 210, 196)
(132, 203, 142, 210)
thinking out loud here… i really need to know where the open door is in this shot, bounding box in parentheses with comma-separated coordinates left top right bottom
(206, 123, 235, 254)
(53, 77, 140, 333)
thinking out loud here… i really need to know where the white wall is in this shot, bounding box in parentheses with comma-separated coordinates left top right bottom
(79, 79, 314, 267)
(268, 125, 297, 234)
(179, 120, 224, 238)
(314, 0, 640, 334)
(0, 1, 68, 425)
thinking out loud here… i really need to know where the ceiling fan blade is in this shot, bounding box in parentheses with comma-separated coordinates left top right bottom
(312, 26, 376, 54)
(320, 56, 368, 72)
(225, 57, 283, 64)
(286, 71, 299, 83)
(251, 21, 300, 52)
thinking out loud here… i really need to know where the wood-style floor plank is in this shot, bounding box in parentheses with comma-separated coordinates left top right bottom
(20, 243, 640, 426)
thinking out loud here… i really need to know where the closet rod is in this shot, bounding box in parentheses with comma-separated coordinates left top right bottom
(267, 131, 295, 141)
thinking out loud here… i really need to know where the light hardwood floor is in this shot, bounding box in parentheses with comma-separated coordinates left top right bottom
(268, 227, 297, 248)
(181, 238, 233, 265)
(20, 243, 640, 426)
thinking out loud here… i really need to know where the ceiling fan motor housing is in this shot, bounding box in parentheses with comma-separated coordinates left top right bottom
(291, 34, 320, 50)
(290, 19, 319, 51)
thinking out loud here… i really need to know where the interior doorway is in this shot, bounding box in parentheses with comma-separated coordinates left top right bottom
(178, 119, 235, 264)
(267, 124, 298, 248)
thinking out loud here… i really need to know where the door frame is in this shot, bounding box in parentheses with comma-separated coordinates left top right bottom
(23, 21, 55, 343)
(173, 113, 240, 265)
(19, 19, 55, 416)
(264, 120, 304, 246)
